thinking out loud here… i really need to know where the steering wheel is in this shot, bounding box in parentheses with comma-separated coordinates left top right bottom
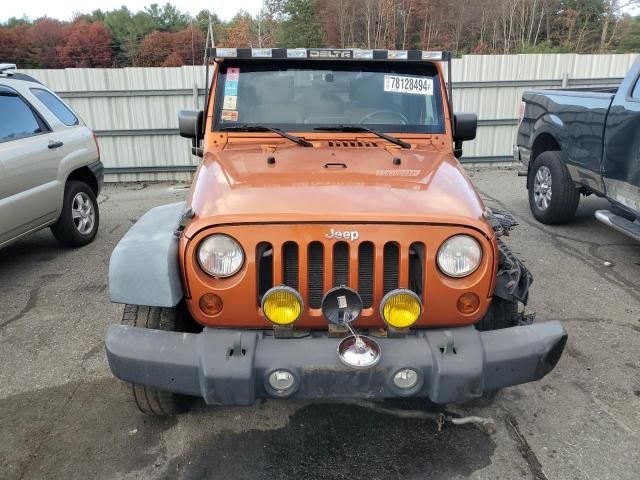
(358, 110, 409, 125)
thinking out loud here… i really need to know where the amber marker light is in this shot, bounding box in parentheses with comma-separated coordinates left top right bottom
(457, 292, 480, 314)
(200, 293, 224, 315)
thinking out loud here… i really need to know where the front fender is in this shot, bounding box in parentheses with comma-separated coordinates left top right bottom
(109, 201, 187, 307)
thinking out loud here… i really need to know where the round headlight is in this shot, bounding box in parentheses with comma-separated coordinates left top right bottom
(380, 289, 422, 328)
(437, 235, 482, 278)
(261, 286, 303, 326)
(197, 234, 244, 277)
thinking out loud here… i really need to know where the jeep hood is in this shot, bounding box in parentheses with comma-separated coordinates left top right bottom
(185, 145, 491, 237)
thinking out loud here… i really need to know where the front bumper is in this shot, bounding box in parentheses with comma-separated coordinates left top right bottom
(105, 323, 567, 405)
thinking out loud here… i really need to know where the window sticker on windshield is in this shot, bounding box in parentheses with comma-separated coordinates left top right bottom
(223, 95, 237, 110)
(221, 110, 238, 122)
(227, 67, 240, 81)
(224, 81, 238, 96)
(384, 75, 433, 95)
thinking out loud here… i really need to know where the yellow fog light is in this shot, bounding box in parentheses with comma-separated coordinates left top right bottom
(261, 286, 303, 326)
(380, 289, 422, 328)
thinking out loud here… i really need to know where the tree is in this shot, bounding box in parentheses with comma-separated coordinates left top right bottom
(136, 30, 175, 66)
(224, 11, 257, 47)
(144, 3, 189, 31)
(172, 26, 205, 65)
(618, 15, 640, 51)
(0, 24, 31, 68)
(28, 18, 65, 68)
(194, 10, 226, 44)
(162, 51, 184, 66)
(273, 0, 324, 47)
(58, 21, 113, 67)
(101, 7, 158, 66)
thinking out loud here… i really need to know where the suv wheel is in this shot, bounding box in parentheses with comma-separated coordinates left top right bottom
(121, 304, 195, 415)
(528, 151, 580, 224)
(51, 180, 99, 247)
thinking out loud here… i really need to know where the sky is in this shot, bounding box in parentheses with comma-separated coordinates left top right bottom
(1, 0, 266, 22)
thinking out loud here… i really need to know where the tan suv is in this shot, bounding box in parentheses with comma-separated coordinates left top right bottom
(0, 64, 103, 248)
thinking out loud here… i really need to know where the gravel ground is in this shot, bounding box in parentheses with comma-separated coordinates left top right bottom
(0, 167, 638, 480)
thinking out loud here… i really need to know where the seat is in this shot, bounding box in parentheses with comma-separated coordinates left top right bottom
(250, 76, 303, 124)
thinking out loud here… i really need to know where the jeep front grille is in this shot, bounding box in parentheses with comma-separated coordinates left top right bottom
(257, 239, 423, 311)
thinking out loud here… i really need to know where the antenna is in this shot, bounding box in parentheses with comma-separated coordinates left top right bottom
(203, 15, 215, 114)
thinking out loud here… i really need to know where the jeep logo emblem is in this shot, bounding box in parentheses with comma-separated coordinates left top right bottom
(325, 228, 359, 241)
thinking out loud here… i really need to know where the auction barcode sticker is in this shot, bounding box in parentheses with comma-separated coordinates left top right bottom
(384, 75, 433, 95)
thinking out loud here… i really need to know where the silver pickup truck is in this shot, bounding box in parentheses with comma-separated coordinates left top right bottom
(0, 64, 103, 248)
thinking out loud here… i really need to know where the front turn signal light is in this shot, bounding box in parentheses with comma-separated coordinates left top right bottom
(200, 293, 223, 315)
(261, 286, 303, 326)
(457, 292, 480, 314)
(380, 289, 422, 328)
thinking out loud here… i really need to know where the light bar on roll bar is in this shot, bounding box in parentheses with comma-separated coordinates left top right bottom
(205, 47, 455, 138)
(208, 48, 450, 62)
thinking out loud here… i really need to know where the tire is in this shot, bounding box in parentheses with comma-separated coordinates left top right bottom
(121, 304, 195, 415)
(475, 297, 518, 331)
(528, 151, 580, 224)
(51, 180, 99, 247)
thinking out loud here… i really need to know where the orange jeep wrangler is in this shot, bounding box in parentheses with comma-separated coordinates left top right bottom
(106, 48, 567, 417)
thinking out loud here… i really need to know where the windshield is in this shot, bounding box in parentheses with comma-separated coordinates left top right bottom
(213, 60, 445, 134)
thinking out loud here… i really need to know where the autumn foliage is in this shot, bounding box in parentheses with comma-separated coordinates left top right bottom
(59, 22, 112, 67)
(0, 1, 638, 68)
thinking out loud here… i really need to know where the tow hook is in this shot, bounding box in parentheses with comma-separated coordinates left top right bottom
(338, 399, 496, 435)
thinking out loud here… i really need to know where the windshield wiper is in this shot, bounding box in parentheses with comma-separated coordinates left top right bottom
(220, 125, 313, 147)
(314, 125, 411, 149)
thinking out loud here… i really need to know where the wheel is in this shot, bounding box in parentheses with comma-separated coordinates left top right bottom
(475, 297, 518, 331)
(121, 304, 195, 415)
(51, 180, 99, 247)
(528, 151, 580, 224)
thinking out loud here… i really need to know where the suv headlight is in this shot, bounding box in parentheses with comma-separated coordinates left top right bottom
(197, 234, 244, 277)
(437, 235, 482, 278)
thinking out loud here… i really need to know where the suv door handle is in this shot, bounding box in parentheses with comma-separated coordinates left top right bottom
(48, 140, 63, 149)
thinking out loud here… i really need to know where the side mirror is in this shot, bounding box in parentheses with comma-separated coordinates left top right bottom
(178, 110, 204, 157)
(453, 113, 477, 159)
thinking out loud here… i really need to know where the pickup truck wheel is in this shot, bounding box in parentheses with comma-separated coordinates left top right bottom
(51, 181, 99, 247)
(528, 151, 580, 224)
(121, 304, 195, 415)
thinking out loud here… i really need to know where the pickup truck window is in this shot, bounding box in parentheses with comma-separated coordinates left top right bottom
(0, 92, 45, 142)
(31, 88, 79, 126)
(213, 60, 445, 134)
(632, 77, 640, 100)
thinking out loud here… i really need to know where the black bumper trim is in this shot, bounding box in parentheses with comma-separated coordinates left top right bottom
(105, 323, 567, 405)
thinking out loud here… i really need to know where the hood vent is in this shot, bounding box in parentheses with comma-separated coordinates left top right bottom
(327, 140, 378, 148)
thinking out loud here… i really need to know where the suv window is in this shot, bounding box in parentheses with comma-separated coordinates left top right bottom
(31, 88, 78, 126)
(0, 92, 45, 142)
(632, 77, 640, 100)
(213, 60, 445, 134)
